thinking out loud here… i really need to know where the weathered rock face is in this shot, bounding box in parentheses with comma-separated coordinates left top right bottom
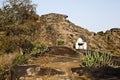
(11, 47, 83, 80)
(71, 66, 120, 80)
(40, 13, 68, 23)
(96, 28, 120, 55)
(35, 13, 120, 55)
(11, 65, 66, 80)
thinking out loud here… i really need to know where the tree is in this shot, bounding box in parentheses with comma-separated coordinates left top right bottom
(0, 0, 39, 55)
(0, 0, 36, 25)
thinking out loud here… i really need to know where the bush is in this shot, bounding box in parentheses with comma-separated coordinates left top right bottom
(18, 38, 34, 54)
(31, 44, 48, 57)
(97, 31, 104, 36)
(57, 40, 65, 46)
(0, 36, 17, 53)
(80, 52, 113, 69)
(0, 36, 34, 54)
(13, 55, 30, 65)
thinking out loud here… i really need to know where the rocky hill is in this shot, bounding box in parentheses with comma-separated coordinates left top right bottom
(35, 13, 120, 56)
(1, 13, 120, 80)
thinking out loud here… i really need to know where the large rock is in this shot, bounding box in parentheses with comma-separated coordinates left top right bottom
(11, 65, 65, 80)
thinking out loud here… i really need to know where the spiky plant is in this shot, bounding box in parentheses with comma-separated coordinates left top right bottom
(80, 51, 114, 69)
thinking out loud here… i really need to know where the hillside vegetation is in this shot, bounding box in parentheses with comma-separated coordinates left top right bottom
(0, 0, 120, 56)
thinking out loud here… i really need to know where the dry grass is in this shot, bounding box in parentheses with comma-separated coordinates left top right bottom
(0, 53, 19, 80)
(0, 53, 18, 66)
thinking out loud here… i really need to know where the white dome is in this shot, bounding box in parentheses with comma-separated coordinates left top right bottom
(77, 38, 83, 43)
(75, 37, 87, 50)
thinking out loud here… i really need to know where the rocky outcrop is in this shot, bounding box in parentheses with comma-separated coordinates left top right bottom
(11, 47, 83, 80)
(11, 65, 66, 80)
(110, 28, 120, 32)
(71, 66, 120, 80)
(40, 13, 68, 23)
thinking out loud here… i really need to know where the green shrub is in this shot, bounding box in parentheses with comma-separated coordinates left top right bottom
(13, 55, 30, 65)
(31, 44, 48, 57)
(57, 40, 65, 46)
(97, 31, 104, 36)
(80, 52, 113, 69)
(19, 38, 34, 54)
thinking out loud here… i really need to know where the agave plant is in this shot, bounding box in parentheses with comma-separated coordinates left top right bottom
(80, 51, 114, 69)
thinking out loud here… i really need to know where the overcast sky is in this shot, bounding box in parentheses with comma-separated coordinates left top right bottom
(0, 0, 120, 32)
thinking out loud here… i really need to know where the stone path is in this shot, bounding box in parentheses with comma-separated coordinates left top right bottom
(11, 47, 84, 80)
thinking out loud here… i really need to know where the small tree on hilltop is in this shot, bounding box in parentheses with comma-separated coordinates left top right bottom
(0, 0, 36, 25)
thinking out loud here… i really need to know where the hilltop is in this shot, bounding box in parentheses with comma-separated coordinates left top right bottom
(34, 13, 120, 56)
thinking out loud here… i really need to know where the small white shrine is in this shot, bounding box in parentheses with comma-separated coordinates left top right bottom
(75, 38, 87, 49)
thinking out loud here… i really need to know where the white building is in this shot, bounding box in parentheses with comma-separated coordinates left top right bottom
(75, 38, 87, 49)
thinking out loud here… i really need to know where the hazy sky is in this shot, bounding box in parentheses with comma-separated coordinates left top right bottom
(0, 0, 120, 32)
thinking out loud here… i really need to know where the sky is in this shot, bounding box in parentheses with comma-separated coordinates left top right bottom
(0, 0, 120, 32)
